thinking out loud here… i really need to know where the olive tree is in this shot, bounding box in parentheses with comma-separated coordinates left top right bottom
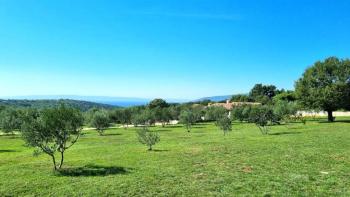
(295, 57, 350, 122)
(216, 116, 232, 135)
(179, 110, 195, 132)
(21, 104, 84, 170)
(91, 110, 110, 135)
(136, 127, 160, 151)
(249, 105, 277, 135)
(0, 108, 22, 134)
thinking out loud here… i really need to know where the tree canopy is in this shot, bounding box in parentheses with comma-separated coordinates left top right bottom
(295, 57, 350, 121)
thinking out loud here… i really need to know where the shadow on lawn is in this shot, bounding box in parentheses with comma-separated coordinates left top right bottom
(152, 149, 169, 152)
(319, 120, 350, 123)
(102, 133, 122, 136)
(57, 164, 131, 177)
(0, 150, 18, 153)
(269, 131, 301, 136)
(154, 129, 172, 132)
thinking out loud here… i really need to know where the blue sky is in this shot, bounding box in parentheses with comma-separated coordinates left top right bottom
(0, 0, 349, 99)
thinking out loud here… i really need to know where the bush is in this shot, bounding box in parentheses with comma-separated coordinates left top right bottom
(137, 127, 160, 151)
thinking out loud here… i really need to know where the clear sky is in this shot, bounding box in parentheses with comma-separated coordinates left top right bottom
(0, 0, 349, 100)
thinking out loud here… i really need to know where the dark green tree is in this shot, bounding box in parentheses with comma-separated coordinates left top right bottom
(148, 98, 169, 109)
(295, 57, 350, 122)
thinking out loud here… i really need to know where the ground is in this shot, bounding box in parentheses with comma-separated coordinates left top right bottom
(0, 118, 349, 196)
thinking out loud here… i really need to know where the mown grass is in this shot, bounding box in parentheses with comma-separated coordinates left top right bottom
(0, 118, 349, 196)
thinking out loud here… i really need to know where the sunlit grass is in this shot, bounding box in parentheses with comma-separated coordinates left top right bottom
(0, 118, 349, 196)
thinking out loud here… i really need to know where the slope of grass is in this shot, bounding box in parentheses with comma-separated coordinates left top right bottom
(0, 118, 349, 196)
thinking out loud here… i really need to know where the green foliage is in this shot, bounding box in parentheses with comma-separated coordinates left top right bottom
(249, 105, 277, 135)
(132, 108, 155, 127)
(295, 57, 350, 122)
(273, 91, 297, 102)
(230, 94, 253, 102)
(136, 127, 160, 151)
(148, 98, 169, 109)
(216, 116, 232, 135)
(21, 104, 84, 170)
(249, 84, 278, 102)
(90, 110, 110, 135)
(231, 105, 252, 122)
(205, 106, 227, 121)
(179, 110, 195, 132)
(0, 108, 22, 134)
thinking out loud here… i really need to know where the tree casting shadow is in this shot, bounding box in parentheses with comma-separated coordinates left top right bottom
(57, 164, 131, 177)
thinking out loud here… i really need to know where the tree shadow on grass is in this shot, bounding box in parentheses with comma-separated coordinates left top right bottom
(0, 150, 18, 153)
(154, 129, 172, 132)
(102, 133, 122, 136)
(152, 149, 169, 152)
(319, 120, 350, 123)
(269, 131, 301, 136)
(57, 164, 132, 177)
(163, 125, 182, 129)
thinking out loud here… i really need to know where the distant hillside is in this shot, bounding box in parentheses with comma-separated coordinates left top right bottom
(0, 99, 117, 111)
(2, 95, 188, 107)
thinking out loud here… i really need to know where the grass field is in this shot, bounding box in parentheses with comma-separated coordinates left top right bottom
(0, 118, 350, 196)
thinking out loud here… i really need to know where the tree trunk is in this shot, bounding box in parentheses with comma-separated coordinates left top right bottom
(51, 155, 57, 171)
(327, 110, 334, 122)
(148, 145, 152, 151)
(58, 151, 64, 169)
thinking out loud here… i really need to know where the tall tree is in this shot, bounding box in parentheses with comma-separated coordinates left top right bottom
(21, 104, 84, 170)
(295, 57, 350, 122)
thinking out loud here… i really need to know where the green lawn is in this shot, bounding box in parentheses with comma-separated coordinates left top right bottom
(1, 118, 350, 196)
